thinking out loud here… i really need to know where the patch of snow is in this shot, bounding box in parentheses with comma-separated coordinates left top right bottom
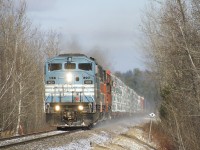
(49, 131, 110, 150)
(115, 138, 154, 150)
(111, 125, 129, 134)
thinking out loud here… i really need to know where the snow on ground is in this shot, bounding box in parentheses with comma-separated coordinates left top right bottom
(48, 117, 157, 150)
(5, 116, 157, 150)
(49, 131, 110, 150)
(112, 137, 151, 150)
(91, 127, 156, 150)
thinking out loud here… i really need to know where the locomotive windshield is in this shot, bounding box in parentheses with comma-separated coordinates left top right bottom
(64, 63, 76, 69)
(78, 63, 92, 71)
(48, 63, 62, 71)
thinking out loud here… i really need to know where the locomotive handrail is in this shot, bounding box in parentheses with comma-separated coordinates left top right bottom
(82, 93, 93, 102)
(45, 94, 51, 102)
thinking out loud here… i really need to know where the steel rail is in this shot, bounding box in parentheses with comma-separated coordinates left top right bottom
(0, 129, 80, 149)
(0, 129, 56, 142)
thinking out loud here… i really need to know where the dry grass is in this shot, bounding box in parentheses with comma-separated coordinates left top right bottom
(142, 122, 176, 150)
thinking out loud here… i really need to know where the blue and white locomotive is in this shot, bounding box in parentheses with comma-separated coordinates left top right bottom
(44, 53, 144, 129)
(45, 54, 112, 129)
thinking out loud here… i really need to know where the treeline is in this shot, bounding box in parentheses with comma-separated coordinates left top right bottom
(143, 0, 200, 149)
(115, 68, 158, 112)
(0, 0, 60, 136)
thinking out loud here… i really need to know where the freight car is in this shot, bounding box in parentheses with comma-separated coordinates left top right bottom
(44, 54, 144, 129)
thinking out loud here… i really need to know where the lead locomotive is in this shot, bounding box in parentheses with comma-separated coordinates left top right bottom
(44, 54, 144, 129)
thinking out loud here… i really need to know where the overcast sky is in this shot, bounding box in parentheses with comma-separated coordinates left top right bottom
(26, 0, 149, 72)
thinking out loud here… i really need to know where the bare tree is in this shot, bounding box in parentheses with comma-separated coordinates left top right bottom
(43, 30, 61, 59)
(0, 0, 61, 136)
(142, 0, 200, 149)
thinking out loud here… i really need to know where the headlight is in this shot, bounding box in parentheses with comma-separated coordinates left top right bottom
(78, 105, 84, 111)
(66, 73, 72, 83)
(55, 105, 60, 111)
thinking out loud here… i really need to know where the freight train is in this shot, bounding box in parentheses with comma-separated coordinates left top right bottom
(44, 54, 144, 129)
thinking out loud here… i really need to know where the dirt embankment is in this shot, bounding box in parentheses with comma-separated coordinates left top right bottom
(92, 126, 157, 150)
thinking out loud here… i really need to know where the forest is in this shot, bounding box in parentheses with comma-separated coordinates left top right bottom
(0, 0, 60, 135)
(142, 0, 200, 149)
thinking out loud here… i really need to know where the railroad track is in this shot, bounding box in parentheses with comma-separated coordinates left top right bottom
(0, 129, 81, 149)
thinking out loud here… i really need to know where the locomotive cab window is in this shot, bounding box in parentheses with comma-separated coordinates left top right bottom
(48, 63, 62, 71)
(78, 63, 92, 71)
(64, 63, 76, 69)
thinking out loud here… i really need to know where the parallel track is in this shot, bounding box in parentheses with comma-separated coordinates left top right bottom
(0, 129, 56, 142)
(0, 129, 80, 149)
